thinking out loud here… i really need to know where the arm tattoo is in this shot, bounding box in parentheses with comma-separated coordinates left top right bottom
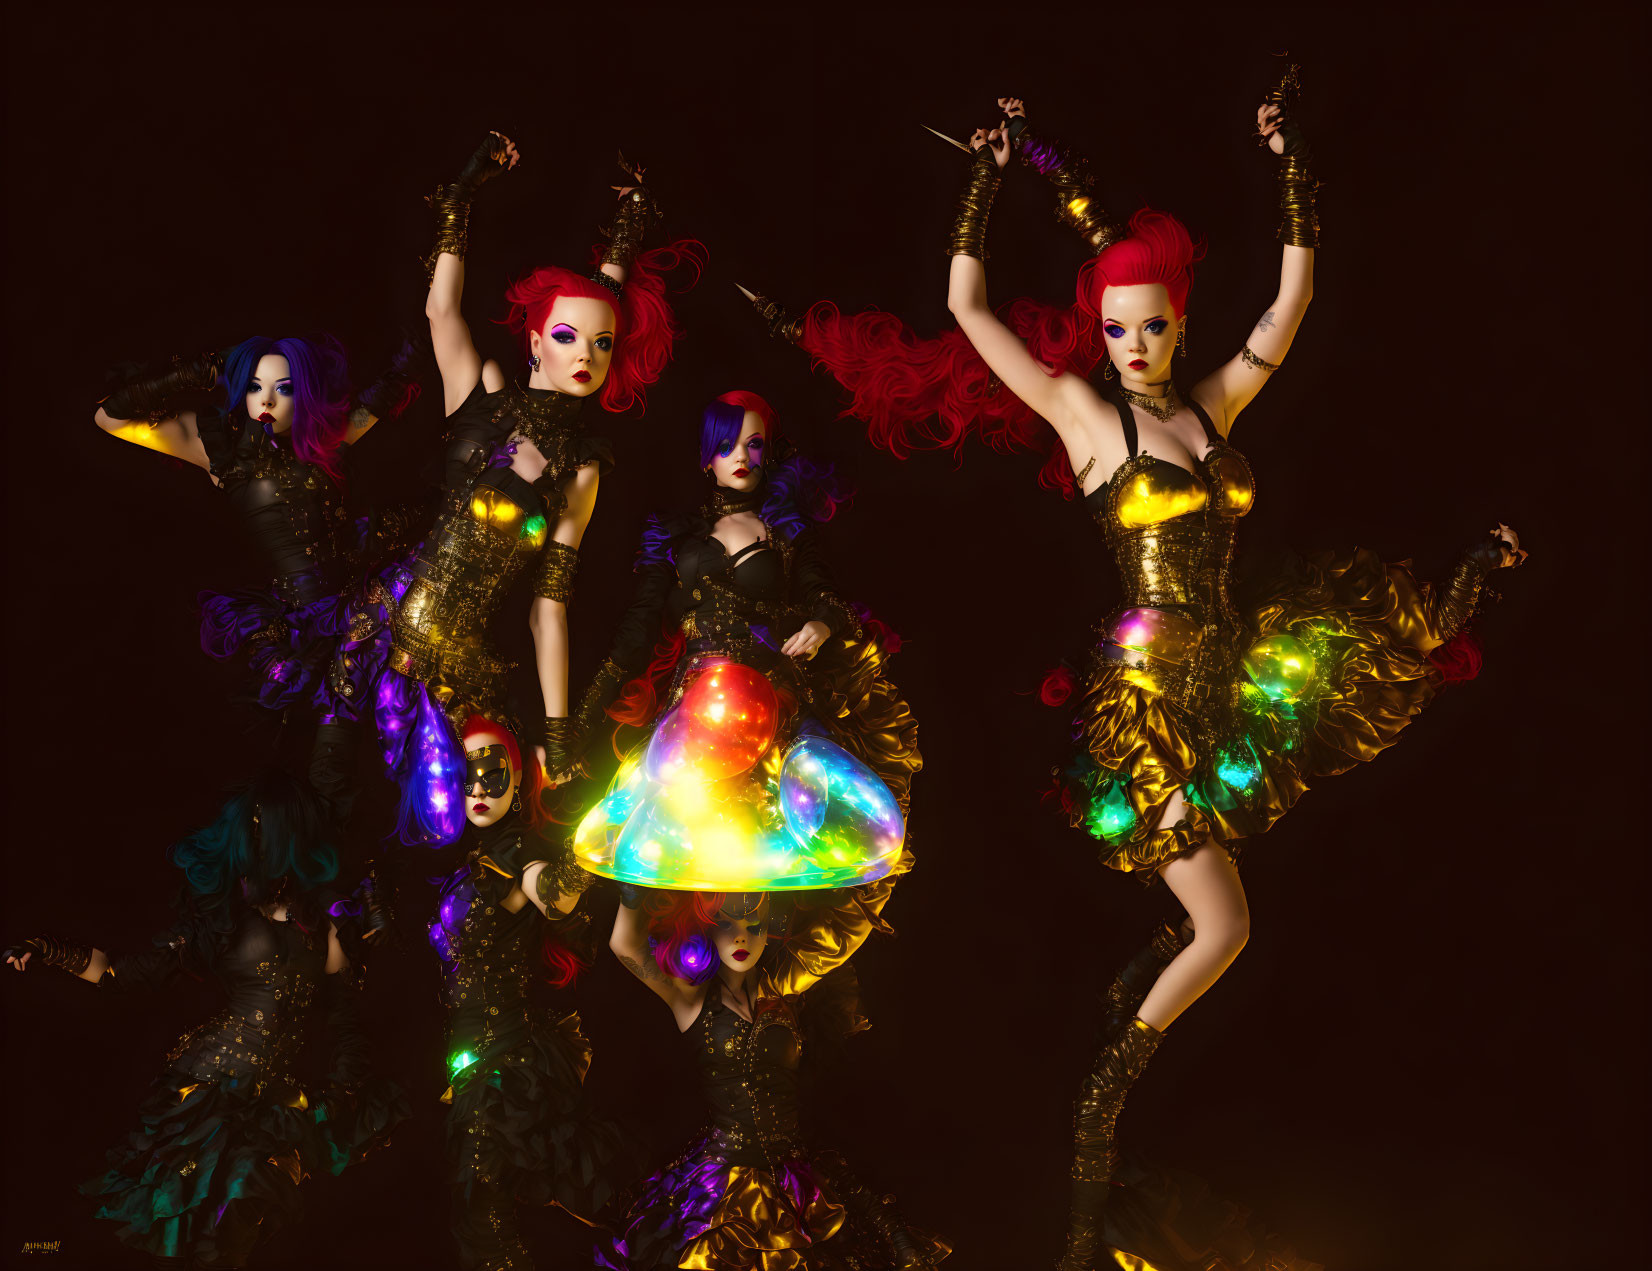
(1256, 310, 1276, 332)
(618, 952, 665, 984)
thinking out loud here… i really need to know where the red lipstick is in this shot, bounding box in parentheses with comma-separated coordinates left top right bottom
(1128, 359, 1148, 370)
(258, 411, 276, 424)
(572, 370, 591, 383)
(734, 467, 750, 478)
(473, 802, 489, 814)
(733, 950, 749, 962)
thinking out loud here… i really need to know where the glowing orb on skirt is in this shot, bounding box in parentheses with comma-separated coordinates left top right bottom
(645, 661, 780, 785)
(777, 736, 904, 882)
(573, 736, 906, 891)
(1242, 633, 1318, 703)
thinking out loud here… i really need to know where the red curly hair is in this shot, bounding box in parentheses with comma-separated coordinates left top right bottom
(799, 209, 1204, 496)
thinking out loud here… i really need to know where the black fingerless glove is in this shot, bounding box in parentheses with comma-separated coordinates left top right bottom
(6, 935, 92, 975)
(454, 133, 514, 200)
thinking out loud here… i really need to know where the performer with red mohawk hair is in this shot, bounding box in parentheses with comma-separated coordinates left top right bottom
(746, 73, 1525, 1269)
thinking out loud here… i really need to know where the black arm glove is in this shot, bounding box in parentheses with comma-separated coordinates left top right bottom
(4, 934, 91, 976)
(355, 328, 434, 425)
(101, 351, 222, 422)
(789, 528, 859, 637)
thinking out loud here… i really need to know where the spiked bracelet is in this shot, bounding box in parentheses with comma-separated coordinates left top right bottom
(947, 144, 1002, 259)
(599, 186, 661, 273)
(102, 352, 222, 422)
(741, 286, 804, 344)
(424, 183, 472, 282)
(1013, 121, 1124, 254)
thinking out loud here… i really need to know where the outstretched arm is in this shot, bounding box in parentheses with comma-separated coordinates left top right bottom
(95, 351, 223, 474)
(425, 132, 520, 416)
(1194, 85, 1319, 434)
(946, 112, 1107, 440)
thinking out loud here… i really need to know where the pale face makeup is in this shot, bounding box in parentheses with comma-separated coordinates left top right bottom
(463, 728, 521, 828)
(1099, 283, 1182, 388)
(708, 412, 768, 492)
(246, 354, 295, 433)
(712, 898, 770, 974)
(528, 295, 616, 396)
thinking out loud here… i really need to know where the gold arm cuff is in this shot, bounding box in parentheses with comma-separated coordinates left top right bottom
(424, 183, 472, 282)
(947, 147, 1002, 259)
(599, 187, 657, 270)
(1240, 344, 1280, 373)
(1276, 155, 1320, 249)
(531, 540, 579, 603)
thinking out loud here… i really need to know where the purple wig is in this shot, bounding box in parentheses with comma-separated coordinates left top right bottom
(221, 335, 351, 484)
(696, 393, 850, 544)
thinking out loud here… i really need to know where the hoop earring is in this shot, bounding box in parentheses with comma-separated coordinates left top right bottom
(528, 353, 541, 372)
(511, 789, 521, 811)
(1103, 360, 1116, 380)
(1176, 318, 1188, 357)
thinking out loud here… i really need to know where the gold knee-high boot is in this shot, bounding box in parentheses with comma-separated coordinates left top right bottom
(1056, 1017, 1164, 1271)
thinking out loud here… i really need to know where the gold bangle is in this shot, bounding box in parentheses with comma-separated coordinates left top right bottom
(947, 147, 1002, 259)
(424, 184, 472, 282)
(1240, 345, 1280, 373)
(1276, 155, 1319, 249)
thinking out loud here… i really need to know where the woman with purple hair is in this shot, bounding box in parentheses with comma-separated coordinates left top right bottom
(555, 391, 936, 1265)
(96, 331, 425, 824)
(556, 390, 917, 797)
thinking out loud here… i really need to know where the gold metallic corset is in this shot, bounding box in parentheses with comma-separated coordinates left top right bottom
(388, 480, 549, 688)
(1096, 449, 1254, 614)
(1093, 446, 1256, 718)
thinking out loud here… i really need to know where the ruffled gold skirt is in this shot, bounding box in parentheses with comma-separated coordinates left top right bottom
(1057, 548, 1447, 877)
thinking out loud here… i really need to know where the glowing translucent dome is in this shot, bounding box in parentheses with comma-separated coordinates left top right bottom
(574, 668, 904, 891)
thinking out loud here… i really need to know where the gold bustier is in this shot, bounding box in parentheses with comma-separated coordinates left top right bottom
(389, 472, 549, 687)
(1094, 447, 1254, 613)
(1090, 445, 1257, 711)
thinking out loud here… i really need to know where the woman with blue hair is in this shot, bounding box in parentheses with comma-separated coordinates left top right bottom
(95, 332, 426, 824)
(4, 768, 407, 1268)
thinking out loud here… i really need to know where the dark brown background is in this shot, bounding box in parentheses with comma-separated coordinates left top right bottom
(3, 7, 1644, 1269)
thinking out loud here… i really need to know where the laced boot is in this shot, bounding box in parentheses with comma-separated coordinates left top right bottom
(1056, 1017, 1164, 1270)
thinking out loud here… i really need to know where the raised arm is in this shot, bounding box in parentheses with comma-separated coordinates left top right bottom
(531, 462, 601, 782)
(610, 889, 701, 1027)
(1193, 72, 1319, 435)
(425, 132, 520, 416)
(94, 351, 223, 474)
(946, 103, 1114, 442)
